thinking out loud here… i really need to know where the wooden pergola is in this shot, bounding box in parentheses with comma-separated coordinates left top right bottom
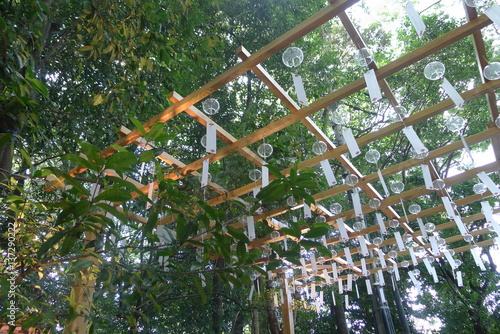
(53, 1, 500, 333)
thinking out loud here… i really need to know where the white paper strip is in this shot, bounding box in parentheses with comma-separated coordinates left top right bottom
(358, 236, 369, 257)
(352, 188, 363, 218)
(431, 267, 439, 283)
(471, 246, 486, 271)
(338, 279, 343, 294)
(402, 126, 427, 154)
(361, 258, 367, 275)
(377, 169, 390, 197)
(457, 271, 463, 287)
(321, 235, 328, 247)
(394, 232, 406, 252)
(273, 293, 279, 307)
(422, 257, 433, 274)
(347, 274, 353, 291)
(366, 279, 373, 295)
(304, 203, 312, 218)
(337, 218, 350, 242)
(206, 123, 217, 153)
(379, 287, 386, 303)
(441, 196, 456, 218)
(320, 159, 337, 186)
(300, 258, 308, 277)
(355, 283, 360, 298)
(311, 283, 316, 298)
(443, 250, 457, 270)
(477, 172, 500, 196)
(482, 201, 500, 236)
(319, 291, 324, 305)
(364, 69, 383, 102)
(345, 295, 349, 309)
(417, 218, 428, 239)
(201, 158, 210, 187)
(248, 284, 255, 300)
(394, 262, 400, 281)
(280, 288, 284, 304)
(378, 269, 385, 286)
(262, 165, 269, 188)
(343, 128, 361, 158)
(429, 236, 440, 256)
(376, 213, 387, 235)
(454, 216, 468, 236)
(421, 164, 434, 190)
(441, 78, 464, 108)
(332, 291, 336, 305)
(332, 262, 339, 281)
(200, 273, 206, 287)
(409, 247, 418, 266)
(292, 73, 309, 106)
(460, 134, 475, 166)
(344, 247, 354, 268)
(315, 299, 320, 313)
(408, 270, 421, 294)
(485, 4, 500, 28)
(146, 183, 154, 210)
(247, 216, 256, 241)
(323, 269, 332, 285)
(405, 1, 426, 37)
(378, 249, 387, 269)
(252, 188, 260, 197)
(310, 252, 318, 274)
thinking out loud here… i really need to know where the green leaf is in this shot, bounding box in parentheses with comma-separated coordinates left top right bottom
(105, 151, 137, 171)
(94, 189, 132, 202)
(95, 202, 128, 222)
(56, 200, 91, 225)
(193, 277, 207, 304)
(77, 46, 93, 52)
(37, 231, 66, 258)
(22, 314, 45, 330)
(62, 173, 91, 196)
(79, 141, 101, 163)
(0, 133, 12, 148)
(303, 223, 329, 239)
(227, 225, 249, 243)
(300, 239, 321, 251)
(62, 153, 96, 170)
(60, 235, 78, 256)
(267, 165, 283, 179)
(144, 122, 164, 142)
(139, 150, 156, 162)
(129, 117, 147, 136)
(69, 259, 94, 273)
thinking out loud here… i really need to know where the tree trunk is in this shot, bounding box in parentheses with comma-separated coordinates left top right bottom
(231, 311, 245, 334)
(212, 258, 225, 333)
(369, 275, 386, 334)
(266, 280, 281, 334)
(389, 277, 411, 334)
(0, 114, 17, 184)
(331, 298, 349, 334)
(468, 310, 488, 334)
(251, 307, 260, 334)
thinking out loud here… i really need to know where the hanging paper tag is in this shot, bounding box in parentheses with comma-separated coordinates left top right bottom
(146, 183, 154, 209)
(378, 249, 387, 269)
(345, 295, 349, 309)
(485, 4, 500, 28)
(347, 274, 353, 291)
(408, 271, 421, 294)
(248, 284, 255, 300)
(366, 279, 373, 295)
(471, 246, 486, 271)
(422, 257, 433, 274)
(394, 231, 406, 252)
(417, 218, 428, 239)
(206, 123, 217, 153)
(457, 271, 463, 287)
(343, 128, 361, 158)
(310, 252, 318, 274)
(477, 171, 500, 196)
(429, 236, 440, 256)
(344, 247, 354, 268)
(431, 267, 439, 283)
(201, 158, 210, 187)
(441, 78, 464, 108)
(352, 187, 363, 218)
(304, 203, 312, 218)
(379, 287, 386, 303)
(315, 299, 320, 313)
(284, 237, 288, 251)
(292, 73, 309, 106)
(323, 269, 332, 285)
(300, 258, 308, 277)
(405, 0, 426, 37)
(402, 126, 427, 154)
(364, 69, 383, 102)
(394, 262, 400, 281)
(481, 201, 500, 235)
(443, 250, 457, 270)
(460, 134, 475, 167)
(200, 273, 206, 287)
(280, 288, 284, 305)
(320, 159, 337, 186)
(355, 281, 360, 298)
(311, 282, 316, 298)
(332, 291, 337, 305)
(378, 269, 385, 286)
(409, 247, 418, 266)
(376, 213, 387, 235)
(319, 291, 324, 305)
(454, 216, 468, 236)
(253, 188, 260, 197)
(338, 279, 343, 294)
(273, 293, 279, 307)
(441, 196, 456, 218)
(358, 236, 369, 257)
(421, 164, 434, 190)
(337, 218, 350, 242)
(262, 165, 269, 188)
(321, 235, 328, 247)
(377, 169, 390, 197)
(247, 216, 256, 241)
(332, 262, 339, 281)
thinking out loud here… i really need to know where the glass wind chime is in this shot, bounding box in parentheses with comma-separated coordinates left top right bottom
(199, 97, 220, 188)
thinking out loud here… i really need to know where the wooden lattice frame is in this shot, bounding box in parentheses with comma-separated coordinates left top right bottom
(52, 1, 500, 332)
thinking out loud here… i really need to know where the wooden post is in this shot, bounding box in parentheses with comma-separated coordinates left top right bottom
(281, 279, 295, 334)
